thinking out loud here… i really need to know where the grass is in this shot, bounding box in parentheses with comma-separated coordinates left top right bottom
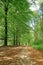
(32, 45, 43, 50)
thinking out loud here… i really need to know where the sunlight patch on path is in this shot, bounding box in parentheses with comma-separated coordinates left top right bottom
(3, 57, 13, 60)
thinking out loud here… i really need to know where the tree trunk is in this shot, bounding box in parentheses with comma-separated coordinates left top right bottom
(15, 27, 20, 46)
(13, 32, 16, 46)
(4, 1, 8, 46)
(34, 22, 39, 44)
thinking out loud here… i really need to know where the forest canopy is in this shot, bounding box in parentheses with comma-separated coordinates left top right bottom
(0, 0, 43, 49)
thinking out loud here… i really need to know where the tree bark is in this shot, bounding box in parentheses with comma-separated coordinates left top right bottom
(15, 27, 20, 46)
(13, 32, 16, 46)
(4, 1, 8, 46)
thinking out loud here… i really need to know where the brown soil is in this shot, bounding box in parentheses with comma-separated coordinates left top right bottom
(0, 46, 43, 65)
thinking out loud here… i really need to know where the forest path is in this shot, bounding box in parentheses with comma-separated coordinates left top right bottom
(0, 46, 43, 65)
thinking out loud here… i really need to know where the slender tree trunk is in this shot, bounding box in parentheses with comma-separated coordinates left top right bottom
(4, 1, 8, 46)
(34, 31, 38, 44)
(34, 22, 38, 44)
(15, 27, 20, 46)
(13, 32, 16, 46)
(16, 34, 20, 46)
(16, 33, 18, 46)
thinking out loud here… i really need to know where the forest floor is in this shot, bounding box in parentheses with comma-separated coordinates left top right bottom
(0, 46, 43, 65)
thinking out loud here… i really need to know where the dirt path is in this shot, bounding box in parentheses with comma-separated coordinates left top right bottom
(0, 46, 43, 65)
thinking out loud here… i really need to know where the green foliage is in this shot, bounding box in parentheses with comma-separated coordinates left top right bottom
(0, 0, 43, 50)
(32, 45, 43, 50)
